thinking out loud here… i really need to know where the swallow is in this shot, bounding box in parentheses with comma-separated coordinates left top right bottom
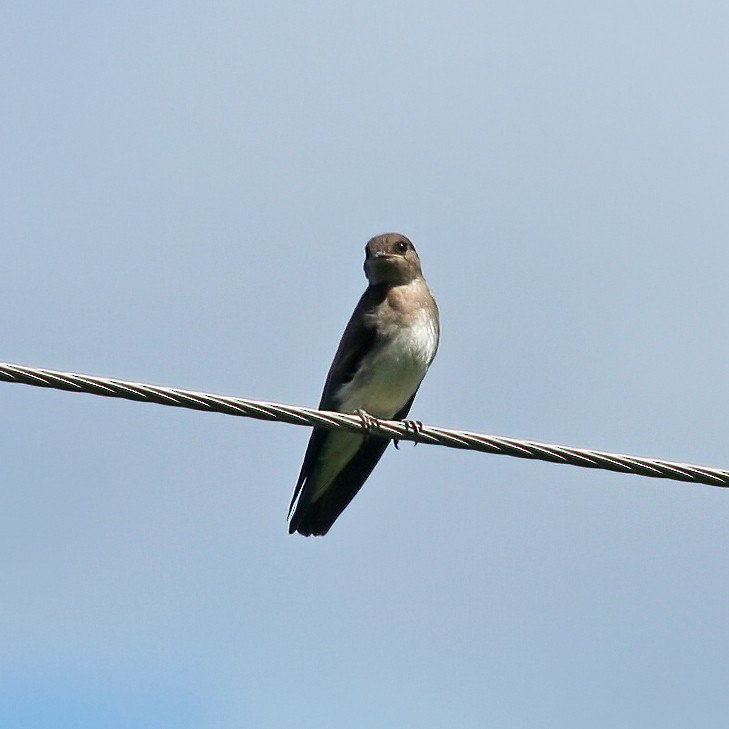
(288, 233, 440, 536)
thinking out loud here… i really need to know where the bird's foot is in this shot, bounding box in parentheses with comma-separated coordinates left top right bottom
(394, 419, 424, 449)
(356, 409, 380, 433)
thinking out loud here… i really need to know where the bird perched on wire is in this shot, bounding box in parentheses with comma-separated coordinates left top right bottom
(288, 233, 440, 536)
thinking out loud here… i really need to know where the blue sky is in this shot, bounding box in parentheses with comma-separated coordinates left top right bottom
(3, 2, 729, 727)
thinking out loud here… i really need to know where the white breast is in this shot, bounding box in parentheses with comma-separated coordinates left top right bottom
(338, 306, 439, 419)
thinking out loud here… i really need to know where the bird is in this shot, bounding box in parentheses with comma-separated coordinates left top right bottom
(288, 233, 440, 536)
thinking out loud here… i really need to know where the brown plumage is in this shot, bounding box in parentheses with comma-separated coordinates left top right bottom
(288, 233, 439, 536)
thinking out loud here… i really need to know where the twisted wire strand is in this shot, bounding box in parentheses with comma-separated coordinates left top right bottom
(1, 360, 727, 489)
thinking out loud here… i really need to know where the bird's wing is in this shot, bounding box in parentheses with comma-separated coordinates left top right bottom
(288, 285, 386, 516)
(288, 390, 419, 536)
(317, 284, 387, 410)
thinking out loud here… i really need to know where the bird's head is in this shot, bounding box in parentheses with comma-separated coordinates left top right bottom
(364, 233, 423, 285)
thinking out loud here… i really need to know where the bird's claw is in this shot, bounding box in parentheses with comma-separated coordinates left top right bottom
(394, 419, 424, 449)
(356, 409, 380, 433)
(404, 419, 424, 435)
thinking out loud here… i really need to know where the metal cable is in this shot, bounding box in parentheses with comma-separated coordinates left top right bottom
(1, 360, 727, 489)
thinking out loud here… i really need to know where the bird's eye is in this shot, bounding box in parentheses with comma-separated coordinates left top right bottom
(396, 241, 409, 253)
